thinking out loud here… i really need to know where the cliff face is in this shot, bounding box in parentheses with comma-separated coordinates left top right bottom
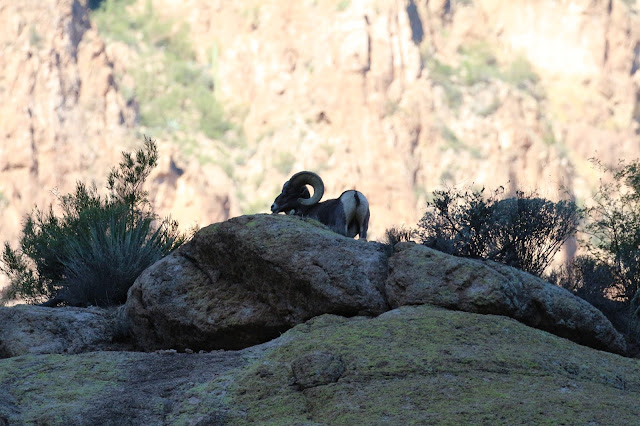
(0, 0, 239, 289)
(1, 0, 640, 286)
(151, 0, 640, 229)
(0, 0, 133, 245)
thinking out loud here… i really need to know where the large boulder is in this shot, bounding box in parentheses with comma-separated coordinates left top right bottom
(123, 214, 389, 351)
(0, 305, 121, 358)
(386, 243, 628, 354)
(123, 214, 628, 356)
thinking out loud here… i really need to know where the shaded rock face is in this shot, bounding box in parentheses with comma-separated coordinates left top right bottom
(123, 215, 626, 356)
(0, 305, 122, 358)
(123, 214, 390, 351)
(386, 243, 628, 355)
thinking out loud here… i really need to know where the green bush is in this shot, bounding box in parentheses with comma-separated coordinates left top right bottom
(458, 42, 500, 86)
(582, 161, 640, 302)
(424, 43, 540, 101)
(563, 160, 640, 344)
(417, 187, 582, 277)
(0, 137, 187, 307)
(58, 205, 178, 306)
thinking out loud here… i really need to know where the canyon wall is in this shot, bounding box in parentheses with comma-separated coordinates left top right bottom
(1, 0, 639, 291)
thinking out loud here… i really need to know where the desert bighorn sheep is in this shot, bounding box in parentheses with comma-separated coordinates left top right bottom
(270, 171, 370, 240)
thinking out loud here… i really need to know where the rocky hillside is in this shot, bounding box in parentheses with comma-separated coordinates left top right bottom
(0, 214, 639, 424)
(2, 0, 640, 290)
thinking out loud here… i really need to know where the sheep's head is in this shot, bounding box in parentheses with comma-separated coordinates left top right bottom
(270, 171, 325, 214)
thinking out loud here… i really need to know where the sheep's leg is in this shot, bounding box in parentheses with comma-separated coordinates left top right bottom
(359, 209, 370, 241)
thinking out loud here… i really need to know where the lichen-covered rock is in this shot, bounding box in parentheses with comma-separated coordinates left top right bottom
(291, 350, 345, 390)
(4, 305, 639, 425)
(0, 350, 245, 425)
(123, 214, 389, 351)
(0, 305, 120, 358)
(386, 242, 627, 355)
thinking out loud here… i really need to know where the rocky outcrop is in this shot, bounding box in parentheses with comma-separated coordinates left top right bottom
(386, 243, 628, 355)
(123, 214, 389, 351)
(0, 215, 636, 422)
(2, 305, 640, 425)
(122, 214, 626, 356)
(0, 214, 623, 356)
(0, 305, 123, 358)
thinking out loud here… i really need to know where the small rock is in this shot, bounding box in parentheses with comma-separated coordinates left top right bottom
(291, 351, 345, 390)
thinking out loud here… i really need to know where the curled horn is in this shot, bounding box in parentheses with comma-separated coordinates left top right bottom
(288, 171, 324, 206)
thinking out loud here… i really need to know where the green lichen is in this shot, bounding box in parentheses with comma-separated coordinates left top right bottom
(219, 305, 640, 425)
(0, 353, 123, 424)
(2, 306, 639, 424)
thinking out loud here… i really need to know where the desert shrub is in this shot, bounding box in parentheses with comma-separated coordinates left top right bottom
(582, 161, 640, 303)
(566, 160, 640, 344)
(458, 42, 500, 86)
(382, 225, 416, 256)
(550, 256, 614, 303)
(549, 256, 630, 334)
(417, 187, 582, 277)
(0, 136, 187, 307)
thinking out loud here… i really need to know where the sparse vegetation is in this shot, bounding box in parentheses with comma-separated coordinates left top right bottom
(383, 99, 401, 117)
(541, 120, 558, 146)
(382, 225, 415, 256)
(440, 126, 464, 150)
(458, 42, 500, 86)
(337, 0, 351, 12)
(475, 95, 501, 117)
(29, 26, 42, 48)
(423, 43, 540, 108)
(0, 137, 188, 307)
(503, 55, 539, 89)
(0, 191, 7, 210)
(424, 57, 463, 109)
(274, 152, 296, 175)
(620, 0, 637, 9)
(550, 160, 640, 347)
(91, 0, 234, 144)
(439, 125, 485, 158)
(458, 43, 539, 89)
